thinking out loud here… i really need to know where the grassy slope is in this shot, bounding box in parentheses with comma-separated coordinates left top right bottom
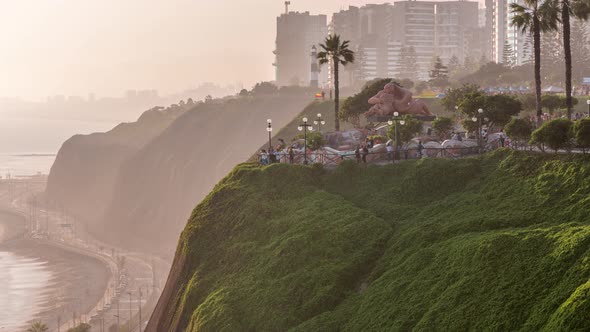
(156, 150, 590, 331)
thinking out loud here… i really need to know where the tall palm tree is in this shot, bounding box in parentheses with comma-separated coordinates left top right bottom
(559, 0, 590, 118)
(27, 321, 49, 332)
(317, 34, 355, 132)
(511, 0, 560, 124)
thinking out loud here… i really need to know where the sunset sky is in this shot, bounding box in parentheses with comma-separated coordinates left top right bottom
(0, 0, 480, 100)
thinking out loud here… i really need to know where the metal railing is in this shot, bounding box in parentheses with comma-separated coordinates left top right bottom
(258, 146, 482, 166)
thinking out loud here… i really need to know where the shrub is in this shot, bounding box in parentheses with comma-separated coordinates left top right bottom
(573, 118, 590, 152)
(432, 117, 454, 140)
(367, 135, 388, 144)
(295, 131, 325, 151)
(461, 118, 479, 136)
(530, 118, 574, 152)
(505, 118, 533, 149)
(387, 115, 423, 147)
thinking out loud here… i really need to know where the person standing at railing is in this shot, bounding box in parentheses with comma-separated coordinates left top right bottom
(288, 147, 294, 164)
(386, 143, 394, 161)
(260, 150, 269, 165)
(355, 146, 361, 164)
(361, 145, 369, 164)
(417, 141, 424, 158)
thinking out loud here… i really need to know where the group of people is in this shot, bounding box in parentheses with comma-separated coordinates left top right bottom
(259, 138, 297, 165)
(354, 140, 425, 164)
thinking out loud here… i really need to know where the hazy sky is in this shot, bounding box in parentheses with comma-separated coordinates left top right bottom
(0, 0, 477, 100)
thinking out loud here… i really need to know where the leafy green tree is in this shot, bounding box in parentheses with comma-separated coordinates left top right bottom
(573, 118, 590, 152)
(461, 118, 479, 135)
(541, 94, 563, 114)
(441, 84, 481, 112)
(505, 118, 534, 148)
(432, 117, 454, 140)
(387, 115, 423, 147)
(542, 95, 579, 114)
(317, 34, 355, 132)
(511, 0, 560, 122)
(482, 95, 524, 127)
(340, 78, 393, 124)
(251, 82, 278, 96)
(519, 93, 538, 112)
(294, 131, 325, 151)
(459, 62, 509, 86)
(27, 322, 49, 332)
(530, 118, 574, 152)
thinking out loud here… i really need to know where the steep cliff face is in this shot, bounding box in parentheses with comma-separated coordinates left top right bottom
(46, 107, 185, 219)
(148, 151, 590, 331)
(47, 95, 311, 253)
(98, 96, 311, 253)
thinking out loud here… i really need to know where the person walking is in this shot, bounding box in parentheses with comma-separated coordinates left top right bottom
(361, 145, 369, 164)
(499, 132, 506, 147)
(417, 140, 424, 158)
(355, 146, 361, 164)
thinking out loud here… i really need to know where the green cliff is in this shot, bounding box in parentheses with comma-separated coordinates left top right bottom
(148, 150, 590, 331)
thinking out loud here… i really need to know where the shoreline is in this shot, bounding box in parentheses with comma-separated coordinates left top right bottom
(0, 211, 110, 331)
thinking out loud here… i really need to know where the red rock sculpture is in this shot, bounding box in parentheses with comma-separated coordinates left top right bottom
(365, 83, 432, 118)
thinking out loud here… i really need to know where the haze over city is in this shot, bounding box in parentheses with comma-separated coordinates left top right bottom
(3, 0, 590, 331)
(0, 0, 416, 100)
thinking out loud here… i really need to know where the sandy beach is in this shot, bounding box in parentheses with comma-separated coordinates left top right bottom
(0, 210, 109, 332)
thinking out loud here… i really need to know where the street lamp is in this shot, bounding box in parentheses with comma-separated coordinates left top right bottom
(472, 108, 484, 153)
(313, 113, 326, 133)
(266, 119, 273, 150)
(586, 99, 590, 117)
(127, 291, 133, 331)
(388, 111, 406, 160)
(297, 117, 313, 165)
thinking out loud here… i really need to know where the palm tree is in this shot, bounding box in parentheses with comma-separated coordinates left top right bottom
(317, 34, 355, 132)
(558, 0, 590, 119)
(27, 321, 49, 332)
(511, 0, 560, 124)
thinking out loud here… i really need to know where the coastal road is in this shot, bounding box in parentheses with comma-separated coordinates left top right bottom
(0, 177, 167, 332)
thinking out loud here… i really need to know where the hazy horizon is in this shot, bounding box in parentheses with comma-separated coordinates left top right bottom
(0, 0, 373, 100)
(0, 0, 483, 101)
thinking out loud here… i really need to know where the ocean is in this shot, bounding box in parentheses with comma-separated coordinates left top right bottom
(0, 251, 53, 331)
(0, 115, 118, 329)
(0, 154, 57, 177)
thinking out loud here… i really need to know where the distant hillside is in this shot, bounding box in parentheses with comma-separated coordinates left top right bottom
(46, 94, 312, 254)
(46, 106, 186, 219)
(148, 151, 590, 331)
(99, 95, 312, 253)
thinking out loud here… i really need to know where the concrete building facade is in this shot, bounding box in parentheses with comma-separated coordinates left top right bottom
(486, 0, 531, 65)
(274, 11, 329, 87)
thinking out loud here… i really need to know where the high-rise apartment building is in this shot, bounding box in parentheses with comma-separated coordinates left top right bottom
(486, 0, 531, 65)
(274, 11, 328, 87)
(332, 4, 395, 84)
